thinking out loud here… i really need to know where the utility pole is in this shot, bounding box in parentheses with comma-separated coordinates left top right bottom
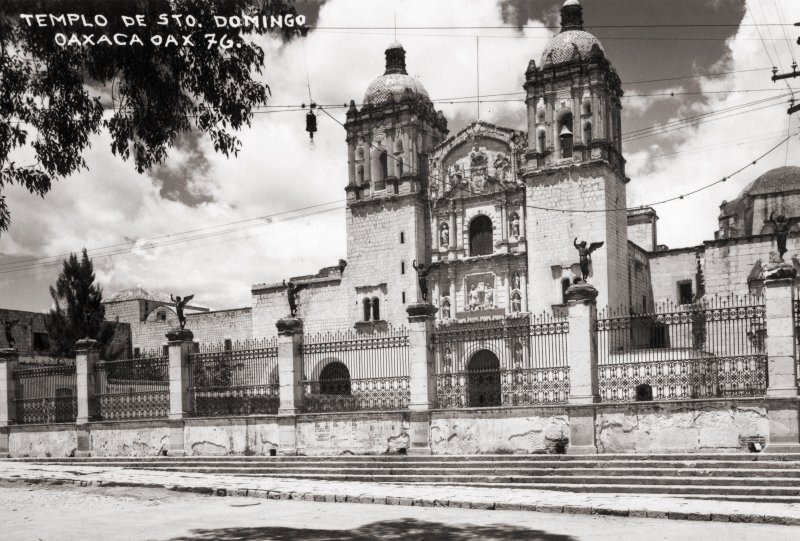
(770, 23, 800, 115)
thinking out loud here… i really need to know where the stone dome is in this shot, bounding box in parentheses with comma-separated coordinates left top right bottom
(540, 0, 606, 68)
(747, 166, 800, 196)
(540, 30, 605, 67)
(363, 42, 430, 107)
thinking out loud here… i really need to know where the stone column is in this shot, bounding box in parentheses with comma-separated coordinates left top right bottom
(406, 303, 437, 455)
(166, 328, 194, 456)
(565, 283, 600, 454)
(0, 348, 19, 458)
(763, 263, 800, 452)
(75, 338, 100, 457)
(520, 272, 529, 313)
(449, 212, 457, 255)
(276, 317, 304, 455)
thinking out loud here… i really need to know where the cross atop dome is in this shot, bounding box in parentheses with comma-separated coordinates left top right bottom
(561, 0, 584, 31)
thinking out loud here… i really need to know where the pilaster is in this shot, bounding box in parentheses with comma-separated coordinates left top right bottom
(276, 317, 304, 455)
(166, 327, 194, 456)
(406, 303, 437, 455)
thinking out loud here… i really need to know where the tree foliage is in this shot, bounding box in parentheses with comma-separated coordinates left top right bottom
(47, 248, 109, 357)
(0, 0, 305, 233)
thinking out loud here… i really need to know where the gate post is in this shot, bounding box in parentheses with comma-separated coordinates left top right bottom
(276, 317, 303, 455)
(0, 348, 18, 457)
(166, 328, 194, 456)
(565, 283, 600, 454)
(763, 261, 800, 452)
(406, 303, 437, 455)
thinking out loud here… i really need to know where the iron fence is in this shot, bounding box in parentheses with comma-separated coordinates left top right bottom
(300, 327, 410, 412)
(188, 338, 279, 417)
(431, 314, 569, 408)
(597, 295, 767, 401)
(14, 361, 77, 424)
(301, 376, 410, 412)
(94, 355, 169, 421)
(794, 296, 800, 386)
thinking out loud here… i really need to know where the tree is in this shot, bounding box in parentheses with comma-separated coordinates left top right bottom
(0, 0, 305, 233)
(47, 248, 108, 358)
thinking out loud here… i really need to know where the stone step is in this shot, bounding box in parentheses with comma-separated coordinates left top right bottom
(139, 470, 800, 487)
(28, 462, 800, 478)
(401, 481, 800, 497)
(18, 458, 800, 471)
(11, 453, 800, 463)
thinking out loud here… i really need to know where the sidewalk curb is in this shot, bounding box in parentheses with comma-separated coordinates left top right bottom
(3, 475, 800, 526)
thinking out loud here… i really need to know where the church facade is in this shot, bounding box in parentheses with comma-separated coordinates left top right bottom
(62, 0, 797, 355)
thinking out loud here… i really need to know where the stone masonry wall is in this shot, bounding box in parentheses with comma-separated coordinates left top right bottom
(526, 162, 629, 312)
(627, 242, 653, 312)
(648, 248, 700, 305)
(251, 279, 349, 338)
(0, 309, 49, 355)
(295, 413, 409, 455)
(345, 198, 425, 326)
(596, 401, 769, 453)
(431, 408, 570, 454)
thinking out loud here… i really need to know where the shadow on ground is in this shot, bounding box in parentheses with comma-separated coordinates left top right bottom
(164, 518, 577, 541)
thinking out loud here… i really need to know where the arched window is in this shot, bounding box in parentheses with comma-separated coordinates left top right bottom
(379, 152, 389, 180)
(558, 112, 574, 158)
(355, 164, 364, 185)
(582, 99, 591, 115)
(371, 296, 380, 321)
(466, 350, 501, 407)
(537, 129, 546, 154)
(355, 146, 364, 160)
(362, 298, 371, 322)
(319, 361, 351, 395)
(583, 121, 592, 145)
(469, 215, 493, 256)
(536, 106, 546, 123)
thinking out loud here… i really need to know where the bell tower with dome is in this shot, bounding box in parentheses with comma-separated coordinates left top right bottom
(342, 42, 448, 327)
(522, 0, 629, 311)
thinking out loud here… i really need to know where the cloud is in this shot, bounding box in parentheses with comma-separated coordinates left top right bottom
(150, 131, 216, 207)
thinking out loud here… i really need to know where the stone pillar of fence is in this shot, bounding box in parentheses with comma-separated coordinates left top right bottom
(166, 328, 194, 456)
(75, 338, 100, 457)
(276, 317, 303, 455)
(763, 261, 800, 453)
(565, 283, 600, 454)
(406, 303, 437, 455)
(0, 348, 19, 457)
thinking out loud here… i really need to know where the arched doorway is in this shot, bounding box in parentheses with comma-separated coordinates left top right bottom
(319, 361, 351, 395)
(466, 349, 501, 407)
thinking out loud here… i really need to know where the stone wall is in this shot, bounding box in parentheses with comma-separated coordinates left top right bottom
(0, 309, 49, 356)
(595, 400, 769, 453)
(89, 422, 170, 456)
(251, 278, 348, 338)
(295, 412, 409, 455)
(648, 247, 701, 305)
(9, 425, 78, 457)
(627, 241, 653, 312)
(526, 162, 630, 313)
(184, 418, 280, 455)
(431, 408, 569, 454)
(105, 300, 252, 352)
(703, 234, 800, 298)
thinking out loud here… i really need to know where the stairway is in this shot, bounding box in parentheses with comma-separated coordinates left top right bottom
(11, 454, 800, 501)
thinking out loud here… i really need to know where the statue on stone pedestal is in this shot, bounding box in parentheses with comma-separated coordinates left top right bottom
(440, 223, 449, 248)
(574, 238, 604, 282)
(444, 347, 453, 372)
(2, 319, 19, 348)
(170, 295, 193, 329)
(412, 260, 430, 301)
(484, 283, 494, 308)
(766, 211, 791, 260)
(441, 299, 451, 320)
(283, 280, 308, 317)
(511, 292, 522, 313)
(510, 214, 521, 238)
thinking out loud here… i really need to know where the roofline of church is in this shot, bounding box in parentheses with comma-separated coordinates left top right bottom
(431, 120, 522, 154)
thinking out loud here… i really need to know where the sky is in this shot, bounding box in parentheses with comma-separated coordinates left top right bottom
(1, 0, 799, 312)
